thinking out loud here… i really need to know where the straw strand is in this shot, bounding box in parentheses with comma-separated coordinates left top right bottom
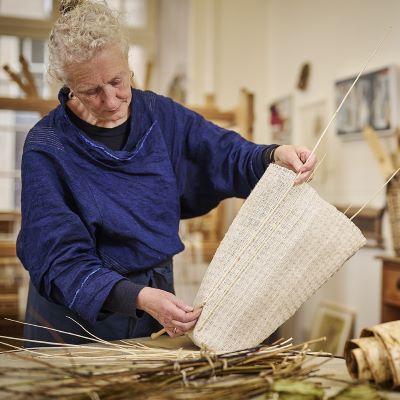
(351, 166, 400, 221)
(302, 27, 392, 168)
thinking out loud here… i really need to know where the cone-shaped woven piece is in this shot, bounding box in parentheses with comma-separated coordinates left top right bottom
(191, 164, 366, 352)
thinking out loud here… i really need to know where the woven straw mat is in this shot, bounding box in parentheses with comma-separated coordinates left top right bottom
(190, 164, 366, 352)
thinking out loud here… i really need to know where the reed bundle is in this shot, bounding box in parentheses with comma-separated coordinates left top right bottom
(0, 324, 382, 400)
(0, 333, 317, 399)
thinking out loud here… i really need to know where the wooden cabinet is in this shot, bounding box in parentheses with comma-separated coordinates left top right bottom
(379, 256, 400, 322)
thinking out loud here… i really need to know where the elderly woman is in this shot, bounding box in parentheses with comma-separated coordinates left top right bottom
(17, 0, 316, 346)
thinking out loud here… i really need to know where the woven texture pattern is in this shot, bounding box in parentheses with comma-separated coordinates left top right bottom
(191, 164, 366, 352)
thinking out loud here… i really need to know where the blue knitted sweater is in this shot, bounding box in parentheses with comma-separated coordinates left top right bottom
(17, 89, 269, 324)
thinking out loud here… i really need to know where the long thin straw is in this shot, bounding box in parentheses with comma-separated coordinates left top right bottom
(301, 27, 392, 169)
(350, 166, 400, 220)
(343, 204, 353, 216)
(5, 318, 138, 356)
(306, 153, 327, 183)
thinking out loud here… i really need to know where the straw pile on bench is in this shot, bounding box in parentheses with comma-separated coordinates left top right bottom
(0, 333, 327, 399)
(0, 332, 381, 399)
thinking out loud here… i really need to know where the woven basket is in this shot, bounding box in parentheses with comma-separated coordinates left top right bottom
(191, 164, 366, 352)
(386, 178, 400, 256)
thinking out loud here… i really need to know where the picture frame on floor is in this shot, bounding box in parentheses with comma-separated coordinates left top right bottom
(310, 300, 355, 356)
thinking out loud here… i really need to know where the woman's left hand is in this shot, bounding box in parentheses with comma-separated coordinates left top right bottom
(273, 145, 317, 185)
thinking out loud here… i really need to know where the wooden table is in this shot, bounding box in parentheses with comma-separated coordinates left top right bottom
(0, 336, 400, 399)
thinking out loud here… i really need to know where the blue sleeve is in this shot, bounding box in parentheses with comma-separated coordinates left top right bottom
(17, 150, 124, 325)
(103, 280, 145, 318)
(156, 96, 270, 218)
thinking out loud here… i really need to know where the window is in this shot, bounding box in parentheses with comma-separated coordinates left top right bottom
(0, 0, 52, 19)
(0, 0, 157, 209)
(107, 0, 147, 28)
(0, 35, 45, 208)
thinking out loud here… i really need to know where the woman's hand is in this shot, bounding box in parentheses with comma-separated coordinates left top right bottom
(273, 145, 317, 185)
(136, 287, 202, 337)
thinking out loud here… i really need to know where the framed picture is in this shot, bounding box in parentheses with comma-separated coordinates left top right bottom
(335, 65, 398, 138)
(268, 95, 292, 144)
(310, 300, 355, 356)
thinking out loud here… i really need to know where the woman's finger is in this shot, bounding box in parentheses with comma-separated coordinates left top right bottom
(294, 170, 313, 185)
(299, 150, 309, 164)
(305, 153, 317, 169)
(173, 297, 194, 313)
(170, 307, 202, 323)
(289, 153, 305, 173)
(170, 318, 198, 333)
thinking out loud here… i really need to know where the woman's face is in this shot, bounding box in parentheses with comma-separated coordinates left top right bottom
(66, 47, 132, 127)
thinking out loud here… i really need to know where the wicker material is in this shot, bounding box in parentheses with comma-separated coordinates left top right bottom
(387, 179, 400, 256)
(345, 320, 400, 386)
(191, 164, 366, 352)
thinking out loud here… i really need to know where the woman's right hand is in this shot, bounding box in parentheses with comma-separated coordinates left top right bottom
(136, 287, 202, 337)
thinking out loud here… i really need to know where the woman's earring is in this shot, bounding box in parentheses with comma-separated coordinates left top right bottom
(68, 90, 75, 100)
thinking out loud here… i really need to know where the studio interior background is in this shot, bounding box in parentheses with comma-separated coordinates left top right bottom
(0, 0, 400, 355)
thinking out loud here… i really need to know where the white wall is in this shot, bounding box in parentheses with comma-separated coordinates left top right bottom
(0, 35, 19, 209)
(265, 0, 400, 206)
(188, 0, 400, 342)
(0, 110, 15, 209)
(155, 0, 189, 95)
(188, 0, 269, 143)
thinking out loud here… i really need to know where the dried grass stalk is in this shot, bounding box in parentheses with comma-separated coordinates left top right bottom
(0, 324, 325, 400)
(0, 320, 383, 399)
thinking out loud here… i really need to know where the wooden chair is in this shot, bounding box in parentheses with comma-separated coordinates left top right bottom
(189, 89, 254, 141)
(1, 55, 57, 116)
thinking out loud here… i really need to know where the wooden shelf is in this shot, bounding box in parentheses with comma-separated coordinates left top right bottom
(0, 241, 16, 257)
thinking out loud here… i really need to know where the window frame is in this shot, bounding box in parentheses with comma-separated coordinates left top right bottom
(0, 0, 158, 52)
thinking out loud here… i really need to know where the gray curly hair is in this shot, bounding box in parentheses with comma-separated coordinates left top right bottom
(48, 0, 129, 84)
